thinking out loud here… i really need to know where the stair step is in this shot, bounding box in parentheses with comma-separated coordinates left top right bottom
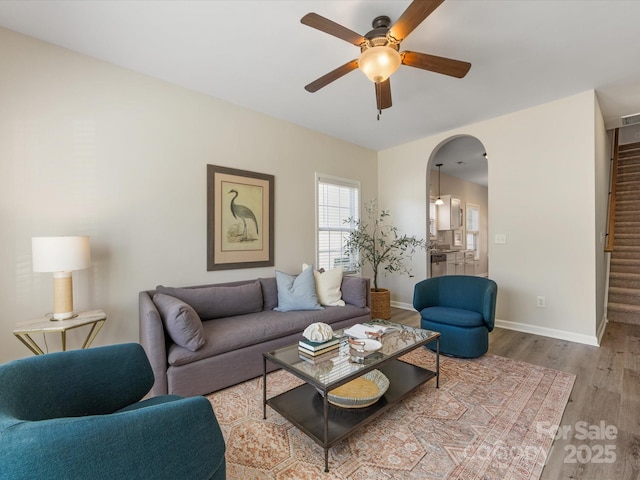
(609, 274, 640, 289)
(615, 227, 640, 236)
(618, 147, 640, 160)
(612, 245, 640, 252)
(615, 200, 640, 212)
(616, 229, 640, 235)
(618, 164, 640, 175)
(607, 308, 640, 325)
(616, 182, 640, 192)
(618, 142, 640, 153)
(611, 257, 640, 265)
(608, 295, 640, 307)
(615, 210, 640, 221)
(618, 149, 640, 156)
(617, 172, 640, 183)
(611, 248, 640, 260)
(608, 286, 640, 307)
(610, 257, 640, 272)
(614, 232, 640, 239)
(614, 240, 640, 249)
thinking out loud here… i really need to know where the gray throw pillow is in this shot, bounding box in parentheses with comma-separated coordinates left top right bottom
(153, 293, 205, 352)
(341, 276, 368, 308)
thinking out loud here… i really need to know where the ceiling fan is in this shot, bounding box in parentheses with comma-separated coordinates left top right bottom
(301, 0, 471, 118)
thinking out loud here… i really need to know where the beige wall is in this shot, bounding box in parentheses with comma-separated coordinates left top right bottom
(379, 90, 607, 345)
(0, 28, 377, 363)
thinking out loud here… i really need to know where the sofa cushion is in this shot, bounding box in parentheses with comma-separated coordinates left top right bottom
(167, 305, 368, 366)
(419, 306, 485, 328)
(303, 264, 345, 307)
(259, 277, 278, 311)
(156, 281, 263, 319)
(153, 293, 205, 352)
(274, 268, 323, 312)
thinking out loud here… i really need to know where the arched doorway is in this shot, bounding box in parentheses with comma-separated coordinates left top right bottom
(426, 135, 488, 278)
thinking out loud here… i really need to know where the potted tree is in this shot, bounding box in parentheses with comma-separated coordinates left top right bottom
(345, 199, 427, 319)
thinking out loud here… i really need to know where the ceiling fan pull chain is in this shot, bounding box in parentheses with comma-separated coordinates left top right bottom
(376, 81, 382, 120)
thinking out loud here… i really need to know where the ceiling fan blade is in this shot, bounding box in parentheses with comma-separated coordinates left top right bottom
(304, 60, 359, 93)
(301, 13, 366, 46)
(388, 0, 444, 43)
(401, 51, 471, 78)
(375, 79, 392, 110)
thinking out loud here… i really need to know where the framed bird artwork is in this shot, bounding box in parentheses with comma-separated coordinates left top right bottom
(207, 164, 274, 270)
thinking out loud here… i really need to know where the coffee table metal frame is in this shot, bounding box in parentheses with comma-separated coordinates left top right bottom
(262, 322, 440, 472)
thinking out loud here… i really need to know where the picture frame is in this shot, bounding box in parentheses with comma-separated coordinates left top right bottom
(207, 165, 274, 270)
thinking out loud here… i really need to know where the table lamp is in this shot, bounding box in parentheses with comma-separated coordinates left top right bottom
(32, 236, 91, 320)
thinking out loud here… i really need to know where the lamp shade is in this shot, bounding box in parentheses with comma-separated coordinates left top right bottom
(32, 236, 91, 273)
(358, 46, 401, 83)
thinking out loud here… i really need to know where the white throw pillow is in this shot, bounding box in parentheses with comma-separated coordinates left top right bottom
(302, 263, 345, 307)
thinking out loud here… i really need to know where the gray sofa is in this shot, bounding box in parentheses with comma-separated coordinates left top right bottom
(139, 276, 371, 397)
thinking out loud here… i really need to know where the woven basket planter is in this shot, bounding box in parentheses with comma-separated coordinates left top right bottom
(370, 288, 391, 320)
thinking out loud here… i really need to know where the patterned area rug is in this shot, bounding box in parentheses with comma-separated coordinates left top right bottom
(207, 349, 575, 480)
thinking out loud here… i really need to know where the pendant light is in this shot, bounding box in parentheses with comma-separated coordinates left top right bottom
(435, 163, 444, 205)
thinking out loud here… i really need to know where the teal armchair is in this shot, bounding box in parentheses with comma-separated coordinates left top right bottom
(0, 343, 225, 479)
(413, 275, 498, 358)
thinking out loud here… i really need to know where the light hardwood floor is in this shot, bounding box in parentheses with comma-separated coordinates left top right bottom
(391, 307, 640, 480)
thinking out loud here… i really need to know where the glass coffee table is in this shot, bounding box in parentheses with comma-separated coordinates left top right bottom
(262, 321, 440, 472)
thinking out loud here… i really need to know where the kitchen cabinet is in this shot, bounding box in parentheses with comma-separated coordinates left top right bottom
(445, 252, 464, 275)
(437, 195, 463, 230)
(464, 251, 476, 275)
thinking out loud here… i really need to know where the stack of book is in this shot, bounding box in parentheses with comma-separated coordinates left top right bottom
(298, 336, 340, 359)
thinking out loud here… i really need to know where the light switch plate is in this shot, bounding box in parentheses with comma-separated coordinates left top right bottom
(494, 233, 507, 244)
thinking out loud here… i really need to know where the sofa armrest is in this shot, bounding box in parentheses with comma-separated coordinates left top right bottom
(413, 278, 439, 312)
(482, 280, 498, 332)
(1, 396, 225, 480)
(139, 291, 169, 396)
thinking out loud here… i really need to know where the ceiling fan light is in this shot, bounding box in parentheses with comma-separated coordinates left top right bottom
(358, 46, 401, 83)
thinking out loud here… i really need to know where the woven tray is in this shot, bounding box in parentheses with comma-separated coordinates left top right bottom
(327, 370, 389, 408)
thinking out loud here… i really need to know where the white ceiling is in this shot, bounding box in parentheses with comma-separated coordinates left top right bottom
(2, 0, 640, 158)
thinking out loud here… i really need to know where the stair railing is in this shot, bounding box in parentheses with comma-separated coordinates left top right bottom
(605, 128, 619, 252)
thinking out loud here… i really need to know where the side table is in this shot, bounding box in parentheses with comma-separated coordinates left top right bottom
(13, 309, 106, 355)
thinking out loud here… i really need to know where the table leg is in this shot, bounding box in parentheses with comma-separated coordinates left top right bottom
(436, 337, 440, 388)
(323, 392, 329, 472)
(13, 333, 44, 355)
(61, 331, 67, 351)
(263, 356, 267, 420)
(81, 320, 104, 349)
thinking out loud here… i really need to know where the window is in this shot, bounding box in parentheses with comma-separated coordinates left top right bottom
(466, 203, 480, 259)
(429, 199, 437, 240)
(316, 175, 360, 273)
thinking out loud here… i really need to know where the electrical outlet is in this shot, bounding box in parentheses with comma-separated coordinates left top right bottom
(536, 296, 546, 308)
(494, 234, 507, 244)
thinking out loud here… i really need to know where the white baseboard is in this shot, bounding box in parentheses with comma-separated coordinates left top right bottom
(494, 318, 600, 347)
(391, 302, 601, 347)
(390, 301, 414, 311)
(596, 314, 608, 346)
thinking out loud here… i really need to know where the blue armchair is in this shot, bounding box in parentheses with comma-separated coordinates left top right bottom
(413, 275, 498, 358)
(0, 343, 225, 480)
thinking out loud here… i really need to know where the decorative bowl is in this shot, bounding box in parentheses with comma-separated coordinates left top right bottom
(327, 370, 389, 408)
(348, 338, 382, 353)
